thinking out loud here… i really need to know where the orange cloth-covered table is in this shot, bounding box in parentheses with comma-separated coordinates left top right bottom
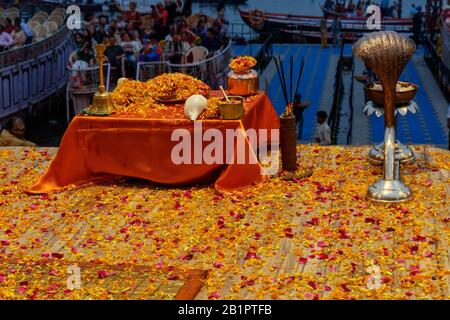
(27, 92, 279, 193)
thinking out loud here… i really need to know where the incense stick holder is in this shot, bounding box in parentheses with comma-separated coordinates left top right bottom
(279, 113, 297, 171)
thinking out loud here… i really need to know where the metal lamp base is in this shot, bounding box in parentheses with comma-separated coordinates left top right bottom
(368, 141, 415, 165)
(366, 179, 412, 203)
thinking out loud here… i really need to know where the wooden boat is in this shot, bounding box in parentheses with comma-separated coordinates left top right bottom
(239, 8, 413, 38)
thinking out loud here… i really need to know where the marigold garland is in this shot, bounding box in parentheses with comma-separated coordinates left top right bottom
(0, 146, 448, 300)
(229, 56, 257, 74)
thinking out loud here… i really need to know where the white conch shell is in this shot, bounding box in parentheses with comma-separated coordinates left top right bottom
(184, 94, 208, 121)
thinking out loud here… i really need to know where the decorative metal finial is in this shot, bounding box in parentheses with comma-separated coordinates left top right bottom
(88, 44, 113, 116)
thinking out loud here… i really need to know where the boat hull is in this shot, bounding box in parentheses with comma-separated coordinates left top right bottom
(239, 9, 413, 39)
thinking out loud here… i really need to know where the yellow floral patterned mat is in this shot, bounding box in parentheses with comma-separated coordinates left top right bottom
(0, 145, 448, 300)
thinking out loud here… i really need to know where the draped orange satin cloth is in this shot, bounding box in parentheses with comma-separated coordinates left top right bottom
(27, 92, 279, 194)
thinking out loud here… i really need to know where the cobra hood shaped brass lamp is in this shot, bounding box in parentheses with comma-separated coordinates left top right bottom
(353, 31, 415, 202)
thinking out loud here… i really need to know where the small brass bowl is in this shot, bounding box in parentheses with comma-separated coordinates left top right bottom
(364, 81, 419, 106)
(219, 96, 244, 120)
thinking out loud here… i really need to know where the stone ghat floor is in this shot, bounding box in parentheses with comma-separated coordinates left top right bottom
(0, 145, 448, 300)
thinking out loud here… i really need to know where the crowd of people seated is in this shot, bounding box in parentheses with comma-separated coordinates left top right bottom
(69, 0, 230, 80)
(0, 6, 66, 52)
(322, 0, 424, 19)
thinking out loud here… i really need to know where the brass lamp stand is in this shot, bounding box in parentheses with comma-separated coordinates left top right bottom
(88, 44, 113, 116)
(353, 31, 416, 203)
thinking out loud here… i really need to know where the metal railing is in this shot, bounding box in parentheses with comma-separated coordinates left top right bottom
(66, 63, 111, 122)
(424, 36, 450, 101)
(440, 17, 450, 70)
(328, 37, 346, 145)
(229, 22, 259, 42)
(136, 40, 232, 89)
(347, 54, 356, 145)
(255, 32, 276, 74)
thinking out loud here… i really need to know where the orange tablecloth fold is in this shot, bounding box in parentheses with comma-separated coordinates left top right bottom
(27, 92, 279, 193)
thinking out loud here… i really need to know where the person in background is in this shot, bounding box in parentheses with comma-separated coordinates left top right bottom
(320, 16, 328, 48)
(0, 117, 36, 147)
(293, 94, 305, 140)
(14, 18, 33, 45)
(164, 0, 178, 25)
(177, 20, 197, 44)
(86, 29, 97, 47)
(217, 0, 226, 14)
(313, 111, 332, 145)
(412, 6, 423, 46)
(397, 0, 403, 18)
(140, 36, 162, 62)
(120, 32, 141, 78)
(116, 0, 141, 30)
(213, 17, 229, 40)
(193, 18, 208, 39)
(0, 24, 14, 51)
(165, 25, 177, 42)
(77, 41, 95, 66)
(105, 35, 124, 78)
(73, 32, 84, 50)
(356, 1, 364, 16)
(331, 15, 342, 47)
(93, 23, 107, 45)
(68, 52, 89, 89)
(10, 22, 26, 49)
(116, 15, 127, 29)
(447, 102, 450, 150)
(141, 21, 157, 43)
(183, 0, 192, 17)
(154, 2, 169, 33)
(83, 15, 97, 35)
(4, 18, 14, 33)
(167, 33, 190, 63)
(380, 0, 389, 16)
(410, 4, 417, 17)
(201, 27, 220, 53)
(347, 0, 355, 15)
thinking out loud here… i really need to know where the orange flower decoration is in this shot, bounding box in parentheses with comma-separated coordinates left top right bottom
(229, 56, 257, 74)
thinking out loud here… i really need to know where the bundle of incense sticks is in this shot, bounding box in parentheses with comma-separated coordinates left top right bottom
(274, 55, 305, 116)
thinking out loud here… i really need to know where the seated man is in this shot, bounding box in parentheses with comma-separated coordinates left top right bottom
(201, 28, 221, 53)
(0, 24, 14, 51)
(140, 37, 162, 62)
(313, 111, 332, 146)
(0, 117, 36, 147)
(104, 35, 125, 78)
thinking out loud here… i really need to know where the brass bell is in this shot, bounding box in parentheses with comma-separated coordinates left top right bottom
(88, 44, 113, 116)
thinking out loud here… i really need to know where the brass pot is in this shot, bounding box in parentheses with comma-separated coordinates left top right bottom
(219, 96, 244, 120)
(227, 69, 259, 96)
(364, 81, 419, 106)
